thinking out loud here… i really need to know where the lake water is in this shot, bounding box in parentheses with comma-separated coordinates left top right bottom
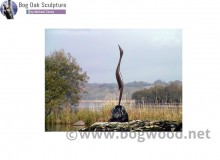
(78, 100, 136, 110)
(45, 124, 85, 132)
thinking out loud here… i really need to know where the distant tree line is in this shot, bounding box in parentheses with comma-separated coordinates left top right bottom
(131, 81, 182, 105)
(81, 81, 151, 100)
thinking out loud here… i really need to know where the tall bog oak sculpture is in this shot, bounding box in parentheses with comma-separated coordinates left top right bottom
(109, 45, 129, 122)
(3, 0, 14, 19)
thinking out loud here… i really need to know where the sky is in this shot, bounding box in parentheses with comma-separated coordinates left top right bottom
(45, 29, 182, 83)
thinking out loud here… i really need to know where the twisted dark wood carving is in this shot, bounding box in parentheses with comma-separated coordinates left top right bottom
(116, 45, 124, 105)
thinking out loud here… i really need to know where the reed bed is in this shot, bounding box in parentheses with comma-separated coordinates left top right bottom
(46, 103, 182, 126)
(75, 103, 182, 126)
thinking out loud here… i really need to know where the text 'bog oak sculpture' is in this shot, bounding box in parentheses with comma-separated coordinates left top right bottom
(109, 45, 129, 122)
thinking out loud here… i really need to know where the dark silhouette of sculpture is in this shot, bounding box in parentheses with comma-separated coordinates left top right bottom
(109, 45, 128, 122)
(3, 0, 14, 19)
(116, 45, 124, 105)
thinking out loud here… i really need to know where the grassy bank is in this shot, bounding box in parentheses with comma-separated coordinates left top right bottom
(45, 103, 182, 126)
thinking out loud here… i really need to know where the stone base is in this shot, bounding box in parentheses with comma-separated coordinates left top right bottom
(79, 120, 182, 132)
(109, 105, 128, 122)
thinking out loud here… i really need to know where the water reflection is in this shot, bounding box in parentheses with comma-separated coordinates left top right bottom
(45, 124, 85, 132)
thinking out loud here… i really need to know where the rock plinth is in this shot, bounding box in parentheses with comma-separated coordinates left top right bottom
(79, 120, 182, 132)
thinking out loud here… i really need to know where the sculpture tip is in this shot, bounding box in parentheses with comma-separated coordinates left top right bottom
(118, 45, 123, 55)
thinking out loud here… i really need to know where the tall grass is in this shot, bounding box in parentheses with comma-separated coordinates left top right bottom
(75, 104, 182, 126)
(45, 107, 79, 125)
(45, 103, 182, 126)
(127, 106, 182, 122)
